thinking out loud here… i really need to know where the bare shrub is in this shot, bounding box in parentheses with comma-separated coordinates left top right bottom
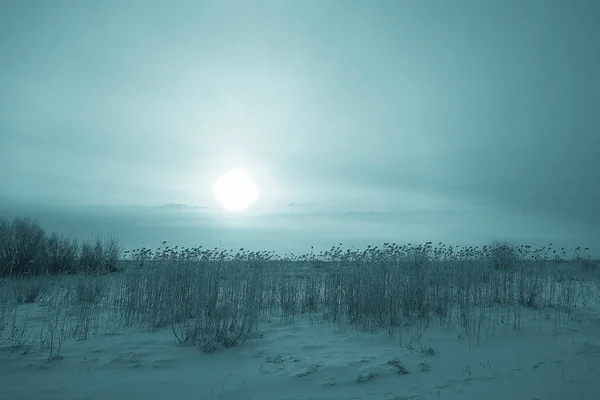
(0, 217, 47, 277)
(0, 219, 14, 273)
(0, 217, 121, 278)
(78, 236, 121, 274)
(47, 233, 79, 274)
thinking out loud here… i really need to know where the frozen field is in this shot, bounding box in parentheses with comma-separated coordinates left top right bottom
(2, 247, 600, 400)
(2, 308, 600, 400)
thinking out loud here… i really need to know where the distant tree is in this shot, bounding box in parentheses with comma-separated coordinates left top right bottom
(47, 233, 80, 274)
(0, 216, 121, 277)
(0, 217, 47, 277)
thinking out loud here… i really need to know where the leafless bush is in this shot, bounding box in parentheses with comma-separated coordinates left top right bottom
(0, 217, 122, 278)
(0, 217, 47, 277)
(79, 236, 121, 274)
(0, 219, 14, 271)
(47, 233, 79, 274)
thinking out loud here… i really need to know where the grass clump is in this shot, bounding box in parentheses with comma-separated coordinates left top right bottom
(356, 372, 379, 383)
(388, 357, 410, 375)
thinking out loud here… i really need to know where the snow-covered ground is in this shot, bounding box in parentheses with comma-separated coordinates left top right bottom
(2, 303, 599, 400)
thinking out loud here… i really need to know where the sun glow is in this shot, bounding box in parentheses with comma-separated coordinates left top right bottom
(212, 169, 259, 212)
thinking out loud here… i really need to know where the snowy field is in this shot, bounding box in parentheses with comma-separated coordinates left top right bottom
(1, 246, 600, 400)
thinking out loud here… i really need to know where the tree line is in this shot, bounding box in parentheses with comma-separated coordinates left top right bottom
(0, 217, 121, 277)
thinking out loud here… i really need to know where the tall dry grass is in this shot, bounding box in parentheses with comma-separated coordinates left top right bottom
(0, 241, 598, 359)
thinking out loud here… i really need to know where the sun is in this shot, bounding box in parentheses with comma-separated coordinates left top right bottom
(212, 169, 259, 212)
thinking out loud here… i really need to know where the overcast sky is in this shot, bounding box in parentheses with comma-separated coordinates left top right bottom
(1, 0, 599, 255)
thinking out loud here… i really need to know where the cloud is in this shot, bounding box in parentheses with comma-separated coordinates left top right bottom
(1, 0, 599, 255)
(155, 203, 212, 210)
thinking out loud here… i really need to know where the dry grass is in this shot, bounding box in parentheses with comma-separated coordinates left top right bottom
(0, 242, 599, 360)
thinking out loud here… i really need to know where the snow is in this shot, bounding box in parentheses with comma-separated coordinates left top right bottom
(2, 305, 599, 400)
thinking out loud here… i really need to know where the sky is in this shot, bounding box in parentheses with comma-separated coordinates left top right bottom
(1, 0, 599, 256)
